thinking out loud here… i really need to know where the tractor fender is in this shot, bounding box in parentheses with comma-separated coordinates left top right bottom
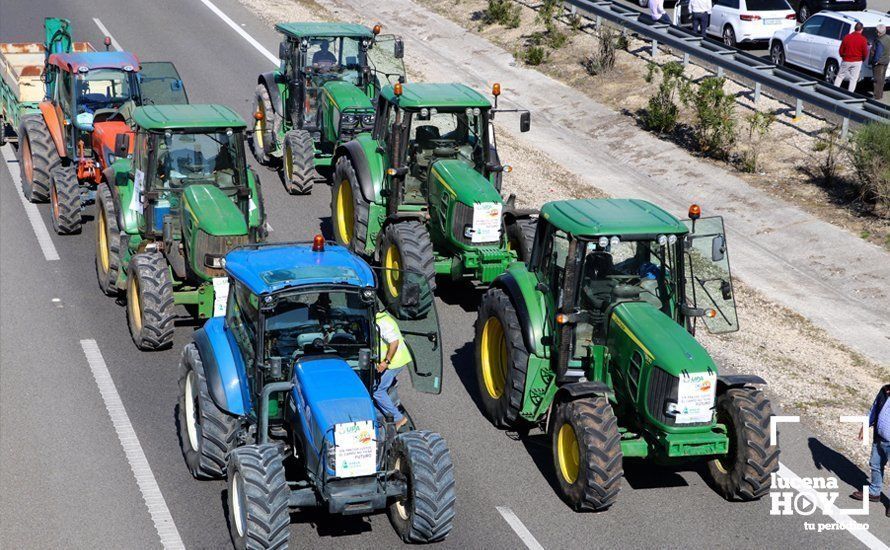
(492, 273, 546, 358)
(193, 319, 251, 416)
(258, 71, 284, 114)
(554, 381, 613, 403)
(38, 101, 67, 157)
(717, 374, 767, 393)
(503, 205, 538, 223)
(335, 140, 378, 203)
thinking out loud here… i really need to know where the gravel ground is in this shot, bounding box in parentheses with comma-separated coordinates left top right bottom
(239, 0, 887, 466)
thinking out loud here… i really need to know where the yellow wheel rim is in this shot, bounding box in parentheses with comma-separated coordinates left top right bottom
(284, 143, 293, 180)
(384, 243, 402, 298)
(128, 276, 142, 332)
(557, 423, 581, 484)
(254, 103, 266, 149)
(480, 317, 507, 399)
(97, 205, 109, 273)
(335, 180, 354, 245)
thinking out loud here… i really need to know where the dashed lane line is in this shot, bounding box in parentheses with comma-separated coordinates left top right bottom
(197, 0, 279, 66)
(92, 18, 123, 51)
(496, 506, 545, 550)
(1, 144, 60, 261)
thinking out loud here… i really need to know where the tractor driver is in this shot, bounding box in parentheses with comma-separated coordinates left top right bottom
(373, 310, 412, 430)
(311, 39, 338, 66)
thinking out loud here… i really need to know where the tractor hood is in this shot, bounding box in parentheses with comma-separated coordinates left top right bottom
(181, 184, 248, 236)
(430, 159, 502, 206)
(323, 80, 374, 112)
(610, 301, 717, 377)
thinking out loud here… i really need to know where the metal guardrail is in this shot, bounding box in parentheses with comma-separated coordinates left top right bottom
(553, 0, 890, 127)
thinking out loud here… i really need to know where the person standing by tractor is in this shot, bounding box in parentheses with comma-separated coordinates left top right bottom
(871, 25, 889, 100)
(834, 22, 870, 92)
(689, 0, 712, 37)
(851, 383, 890, 517)
(649, 0, 673, 25)
(374, 310, 412, 430)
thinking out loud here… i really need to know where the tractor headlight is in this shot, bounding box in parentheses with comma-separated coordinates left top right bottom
(657, 234, 668, 246)
(420, 108, 429, 117)
(598, 236, 609, 248)
(610, 236, 620, 248)
(204, 254, 225, 269)
(341, 114, 358, 126)
(668, 234, 677, 245)
(664, 400, 680, 417)
(361, 114, 374, 126)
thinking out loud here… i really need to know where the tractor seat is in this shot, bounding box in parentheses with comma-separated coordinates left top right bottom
(414, 125, 440, 149)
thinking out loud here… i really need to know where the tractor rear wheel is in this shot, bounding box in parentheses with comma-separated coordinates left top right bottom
(550, 397, 623, 511)
(126, 251, 175, 350)
(227, 444, 290, 550)
(388, 430, 456, 543)
(50, 165, 82, 235)
(475, 288, 529, 429)
(95, 184, 122, 295)
(282, 129, 317, 195)
(331, 156, 370, 254)
(18, 114, 60, 203)
(706, 387, 779, 500)
(251, 84, 278, 166)
(179, 342, 240, 479)
(380, 221, 435, 319)
(506, 217, 536, 262)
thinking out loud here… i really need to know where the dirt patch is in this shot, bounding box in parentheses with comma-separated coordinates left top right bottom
(238, 0, 887, 466)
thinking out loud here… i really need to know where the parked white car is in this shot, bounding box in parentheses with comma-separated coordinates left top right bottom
(708, 0, 798, 46)
(769, 10, 890, 82)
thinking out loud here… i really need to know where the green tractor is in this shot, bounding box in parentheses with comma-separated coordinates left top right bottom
(474, 198, 779, 510)
(252, 22, 405, 194)
(96, 104, 267, 350)
(330, 82, 536, 315)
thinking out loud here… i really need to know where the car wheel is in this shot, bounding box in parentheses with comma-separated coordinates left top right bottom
(824, 60, 839, 83)
(723, 26, 737, 47)
(770, 43, 785, 66)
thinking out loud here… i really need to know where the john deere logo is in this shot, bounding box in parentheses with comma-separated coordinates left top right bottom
(225, 238, 233, 246)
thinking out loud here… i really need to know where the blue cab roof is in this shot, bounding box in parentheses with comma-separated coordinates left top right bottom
(224, 242, 376, 295)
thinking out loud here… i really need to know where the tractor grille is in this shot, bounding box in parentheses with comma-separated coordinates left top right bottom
(451, 202, 500, 247)
(646, 367, 712, 427)
(193, 230, 247, 278)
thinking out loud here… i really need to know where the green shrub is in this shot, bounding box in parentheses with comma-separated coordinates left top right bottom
(739, 111, 775, 173)
(581, 26, 619, 76)
(480, 0, 521, 29)
(643, 61, 687, 134)
(684, 77, 736, 159)
(850, 122, 890, 216)
(520, 45, 549, 65)
(813, 126, 842, 187)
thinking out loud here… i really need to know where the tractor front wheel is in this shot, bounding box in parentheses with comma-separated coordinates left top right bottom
(550, 397, 623, 511)
(380, 221, 435, 319)
(18, 114, 60, 203)
(282, 129, 317, 195)
(179, 342, 240, 479)
(50, 165, 83, 234)
(126, 252, 175, 350)
(95, 184, 122, 295)
(251, 84, 278, 166)
(227, 444, 290, 550)
(331, 156, 370, 254)
(506, 217, 537, 262)
(388, 430, 456, 543)
(475, 288, 529, 428)
(706, 387, 779, 500)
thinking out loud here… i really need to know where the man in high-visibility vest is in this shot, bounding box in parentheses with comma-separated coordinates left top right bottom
(374, 310, 412, 430)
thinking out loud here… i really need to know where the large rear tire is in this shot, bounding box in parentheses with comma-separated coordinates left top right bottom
(331, 156, 370, 254)
(282, 129, 317, 195)
(50, 165, 82, 235)
(706, 387, 779, 500)
(95, 184, 122, 295)
(379, 221, 435, 319)
(388, 431, 456, 543)
(227, 444, 290, 550)
(550, 397, 623, 511)
(179, 342, 240, 479)
(474, 288, 529, 429)
(18, 114, 60, 203)
(251, 84, 278, 166)
(506, 217, 536, 262)
(126, 251, 175, 351)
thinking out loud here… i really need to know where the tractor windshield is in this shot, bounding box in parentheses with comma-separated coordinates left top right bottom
(263, 289, 373, 363)
(407, 109, 488, 170)
(305, 36, 363, 86)
(75, 69, 135, 113)
(152, 131, 245, 190)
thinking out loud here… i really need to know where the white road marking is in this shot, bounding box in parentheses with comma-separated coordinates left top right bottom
(79, 340, 185, 550)
(496, 506, 545, 550)
(197, 0, 279, 66)
(778, 463, 887, 550)
(92, 18, 123, 52)
(1, 144, 60, 261)
(770, 415, 800, 446)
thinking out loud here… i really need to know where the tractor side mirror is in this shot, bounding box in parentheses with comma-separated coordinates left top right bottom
(711, 235, 726, 262)
(721, 280, 732, 301)
(114, 133, 130, 158)
(358, 348, 371, 371)
(394, 39, 404, 59)
(278, 41, 289, 63)
(519, 111, 531, 133)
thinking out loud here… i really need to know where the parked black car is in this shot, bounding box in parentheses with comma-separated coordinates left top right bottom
(788, 0, 866, 22)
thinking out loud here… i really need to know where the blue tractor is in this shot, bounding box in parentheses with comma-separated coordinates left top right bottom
(177, 236, 454, 548)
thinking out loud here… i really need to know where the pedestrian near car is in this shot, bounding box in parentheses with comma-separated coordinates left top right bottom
(650, 0, 673, 25)
(835, 22, 870, 92)
(872, 25, 890, 100)
(372, 310, 413, 430)
(689, 0, 712, 37)
(850, 384, 890, 518)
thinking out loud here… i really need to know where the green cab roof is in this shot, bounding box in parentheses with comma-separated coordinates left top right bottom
(274, 22, 373, 39)
(381, 83, 491, 110)
(540, 199, 687, 237)
(132, 104, 247, 131)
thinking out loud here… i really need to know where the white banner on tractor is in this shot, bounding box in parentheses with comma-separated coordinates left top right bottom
(334, 421, 376, 478)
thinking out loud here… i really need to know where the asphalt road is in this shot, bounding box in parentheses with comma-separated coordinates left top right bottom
(1, 0, 889, 548)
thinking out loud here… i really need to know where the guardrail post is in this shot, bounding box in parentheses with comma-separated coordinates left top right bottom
(841, 117, 849, 139)
(595, 15, 602, 30)
(717, 67, 724, 78)
(651, 39, 658, 56)
(753, 82, 761, 104)
(682, 52, 689, 67)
